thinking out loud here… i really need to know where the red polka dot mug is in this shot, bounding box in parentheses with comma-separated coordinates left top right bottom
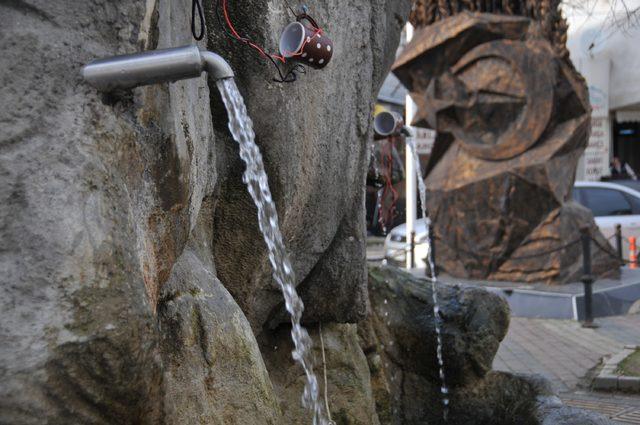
(278, 17, 333, 69)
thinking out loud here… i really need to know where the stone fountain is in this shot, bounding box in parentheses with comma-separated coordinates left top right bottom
(0, 0, 615, 424)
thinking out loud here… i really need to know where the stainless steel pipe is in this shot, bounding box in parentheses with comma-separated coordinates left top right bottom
(81, 45, 234, 91)
(373, 111, 413, 138)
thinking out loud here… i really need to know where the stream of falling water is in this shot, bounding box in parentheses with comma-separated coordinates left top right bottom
(406, 138, 450, 421)
(217, 79, 327, 425)
(369, 143, 387, 235)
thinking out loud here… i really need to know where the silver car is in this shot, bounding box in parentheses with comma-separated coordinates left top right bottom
(384, 181, 640, 267)
(383, 218, 431, 267)
(574, 181, 640, 259)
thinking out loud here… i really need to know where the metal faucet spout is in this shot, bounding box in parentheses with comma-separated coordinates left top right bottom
(81, 45, 234, 92)
(200, 51, 234, 81)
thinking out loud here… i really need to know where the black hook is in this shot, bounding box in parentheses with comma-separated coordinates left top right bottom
(191, 0, 205, 41)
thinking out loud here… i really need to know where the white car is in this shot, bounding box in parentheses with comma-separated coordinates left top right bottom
(384, 181, 640, 266)
(573, 181, 640, 259)
(383, 218, 431, 268)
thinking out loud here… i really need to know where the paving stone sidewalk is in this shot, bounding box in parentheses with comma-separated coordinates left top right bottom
(562, 391, 640, 425)
(493, 314, 640, 424)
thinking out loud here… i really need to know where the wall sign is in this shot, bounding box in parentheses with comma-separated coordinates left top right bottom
(576, 58, 611, 181)
(408, 127, 436, 155)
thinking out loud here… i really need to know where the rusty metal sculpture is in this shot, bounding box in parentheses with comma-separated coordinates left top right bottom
(393, 7, 619, 284)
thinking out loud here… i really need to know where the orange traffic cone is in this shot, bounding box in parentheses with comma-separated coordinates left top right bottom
(630, 236, 638, 269)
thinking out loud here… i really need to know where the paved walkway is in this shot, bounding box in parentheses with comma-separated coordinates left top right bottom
(493, 317, 627, 392)
(562, 392, 640, 425)
(493, 315, 640, 424)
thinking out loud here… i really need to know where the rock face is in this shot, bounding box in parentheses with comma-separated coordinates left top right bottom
(1, 1, 177, 421)
(0, 0, 410, 423)
(206, 0, 411, 329)
(159, 234, 281, 424)
(260, 323, 380, 424)
(392, 12, 620, 284)
(362, 267, 511, 389)
(360, 266, 528, 424)
(359, 266, 614, 425)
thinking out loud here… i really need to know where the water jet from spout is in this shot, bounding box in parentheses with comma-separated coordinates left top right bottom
(217, 78, 327, 425)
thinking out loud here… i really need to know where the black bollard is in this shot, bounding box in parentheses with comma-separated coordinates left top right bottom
(410, 231, 416, 269)
(428, 222, 438, 278)
(580, 227, 598, 328)
(615, 224, 623, 263)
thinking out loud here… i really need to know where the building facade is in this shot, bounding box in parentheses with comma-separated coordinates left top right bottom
(567, 2, 640, 181)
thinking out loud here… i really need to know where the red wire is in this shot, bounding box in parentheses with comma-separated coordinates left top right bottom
(387, 139, 399, 223)
(378, 138, 399, 232)
(221, 0, 323, 64)
(221, 0, 242, 39)
(222, 0, 285, 62)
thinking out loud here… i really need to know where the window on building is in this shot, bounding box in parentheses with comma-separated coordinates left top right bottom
(613, 120, 640, 177)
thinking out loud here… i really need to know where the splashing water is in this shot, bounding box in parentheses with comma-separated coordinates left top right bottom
(369, 142, 380, 180)
(375, 188, 387, 234)
(406, 138, 450, 420)
(217, 79, 327, 424)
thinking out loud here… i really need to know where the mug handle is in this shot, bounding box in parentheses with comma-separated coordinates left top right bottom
(296, 13, 321, 31)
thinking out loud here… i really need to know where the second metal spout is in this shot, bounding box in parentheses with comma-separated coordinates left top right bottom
(374, 110, 412, 138)
(81, 45, 234, 92)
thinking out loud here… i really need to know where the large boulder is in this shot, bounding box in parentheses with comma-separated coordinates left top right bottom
(359, 266, 613, 425)
(361, 266, 511, 389)
(260, 323, 380, 424)
(1, 0, 191, 421)
(0, 0, 410, 423)
(207, 0, 411, 330)
(159, 223, 282, 424)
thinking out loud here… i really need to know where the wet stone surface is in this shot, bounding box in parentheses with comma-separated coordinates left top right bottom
(359, 266, 615, 425)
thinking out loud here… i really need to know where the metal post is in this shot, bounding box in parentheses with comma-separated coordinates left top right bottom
(410, 231, 416, 269)
(615, 224, 623, 263)
(404, 23, 417, 269)
(428, 222, 438, 278)
(580, 227, 598, 328)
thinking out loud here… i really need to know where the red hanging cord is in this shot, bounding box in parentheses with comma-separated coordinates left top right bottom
(378, 138, 399, 232)
(387, 139, 399, 224)
(220, 0, 323, 63)
(221, 0, 285, 61)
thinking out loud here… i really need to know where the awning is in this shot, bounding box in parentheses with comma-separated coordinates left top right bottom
(616, 110, 640, 123)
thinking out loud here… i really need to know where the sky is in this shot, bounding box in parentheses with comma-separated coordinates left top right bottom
(564, 0, 640, 58)
(563, 0, 640, 37)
